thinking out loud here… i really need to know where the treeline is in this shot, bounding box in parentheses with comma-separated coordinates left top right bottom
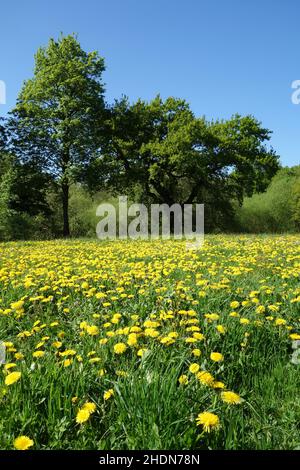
(237, 165, 300, 233)
(0, 33, 298, 240)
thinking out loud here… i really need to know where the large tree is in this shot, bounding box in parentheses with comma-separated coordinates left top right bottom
(1, 118, 52, 238)
(89, 95, 279, 228)
(0, 119, 6, 151)
(8, 34, 106, 236)
(0, 121, 14, 239)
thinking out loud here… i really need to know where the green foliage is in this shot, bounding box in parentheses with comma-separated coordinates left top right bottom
(88, 95, 279, 230)
(291, 177, 300, 230)
(237, 166, 300, 232)
(11, 163, 53, 217)
(0, 154, 15, 240)
(68, 187, 99, 238)
(46, 185, 117, 238)
(0, 154, 56, 241)
(8, 212, 54, 241)
(8, 34, 106, 236)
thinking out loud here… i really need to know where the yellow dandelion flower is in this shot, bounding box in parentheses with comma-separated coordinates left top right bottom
(63, 358, 73, 367)
(86, 325, 99, 336)
(205, 313, 219, 321)
(14, 435, 34, 450)
(160, 337, 175, 345)
(230, 301, 240, 309)
(168, 331, 179, 339)
(137, 348, 148, 357)
(144, 328, 159, 338)
(189, 363, 200, 374)
(196, 412, 220, 432)
(127, 333, 138, 346)
(193, 332, 205, 341)
(89, 357, 101, 364)
(185, 337, 198, 344)
(11, 300, 25, 311)
(76, 408, 90, 424)
(5, 371, 21, 386)
(103, 388, 114, 400)
(256, 305, 265, 314)
(178, 374, 189, 385)
(221, 391, 243, 405)
(268, 305, 279, 312)
(80, 321, 88, 330)
(14, 353, 24, 360)
(275, 318, 286, 326)
(229, 311, 239, 317)
(82, 402, 96, 414)
(216, 325, 226, 334)
(99, 338, 108, 345)
(32, 350, 45, 358)
(196, 371, 214, 386)
(210, 352, 224, 362)
(60, 349, 76, 357)
(192, 349, 201, 357)
(212, 381, 225, 389)
(113, 342, 127, 354)
(290, 333, 300, 340)
(4, 363, 17, 370)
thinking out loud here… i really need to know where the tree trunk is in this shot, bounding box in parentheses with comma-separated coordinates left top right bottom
(62, 182, 70, 237)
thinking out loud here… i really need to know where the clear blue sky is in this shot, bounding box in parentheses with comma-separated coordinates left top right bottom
(1, 0, 299, 166)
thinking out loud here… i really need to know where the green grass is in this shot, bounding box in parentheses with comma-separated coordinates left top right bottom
(0, 235, 299, 449)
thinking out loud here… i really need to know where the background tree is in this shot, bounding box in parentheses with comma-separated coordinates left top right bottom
(0, 121, 14, 239)
(8, 34, 106, 236)
(89, 95, 279, 230)
(292, 176, 300, 230)
(0, 118, 6, 152)
(0, 155, 14, 240)
(237, 165, 300, 233)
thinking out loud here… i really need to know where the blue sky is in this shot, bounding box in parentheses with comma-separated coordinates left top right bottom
(0, 0, 299, 166)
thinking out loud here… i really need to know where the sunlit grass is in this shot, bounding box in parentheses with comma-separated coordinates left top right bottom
(0, 235, 299, 449)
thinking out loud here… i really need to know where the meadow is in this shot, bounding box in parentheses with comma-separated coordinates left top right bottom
(0, 235, 299, 450)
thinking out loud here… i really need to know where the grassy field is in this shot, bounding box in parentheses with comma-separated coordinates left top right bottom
(0, 235, 299, 450)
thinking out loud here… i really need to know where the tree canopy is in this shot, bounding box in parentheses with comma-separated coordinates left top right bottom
(87, 95, 279, 228)
(8, 34, 106, 236)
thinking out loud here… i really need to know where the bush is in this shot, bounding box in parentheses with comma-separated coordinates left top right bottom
(236, 166, 300, 233)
